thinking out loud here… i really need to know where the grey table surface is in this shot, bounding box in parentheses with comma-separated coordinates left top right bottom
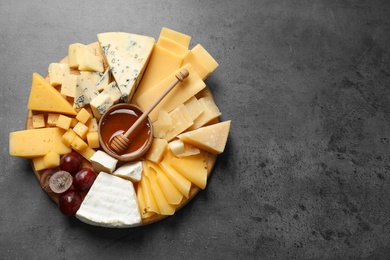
(2, 0, 390, 259)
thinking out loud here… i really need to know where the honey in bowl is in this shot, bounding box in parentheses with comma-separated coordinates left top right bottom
(98, 103, 153, 161)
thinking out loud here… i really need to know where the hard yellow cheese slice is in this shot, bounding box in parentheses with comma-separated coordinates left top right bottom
(27, 72, 77, 115)
(169, 152, 208, 189)
(134, 64, 206, 122)
(9, 127, 71, 158)
(158, 27, 191, 48)
(178, 120, 231, 154)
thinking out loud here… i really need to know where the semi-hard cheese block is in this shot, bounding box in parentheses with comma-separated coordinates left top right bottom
(68, 43, 95, 68)
(9, 127, 71, 158)
(48, 63, 70, 86)
(178, 120, 231, 154)
(132, 45, 182, 100)
(76, 172, 141, 228)
(182, 44, 219, 80)
(157, 36, 189, 58)
(97, 32, 155, 102)
(134, 64, 206, 122)
(159, 27, 191, 48)
(27, 73, 77, 115)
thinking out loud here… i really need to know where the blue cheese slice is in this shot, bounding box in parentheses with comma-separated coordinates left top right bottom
(76, 172, 141, 228)
(74, 73, 100, 109)
(97, 32, 155, 102)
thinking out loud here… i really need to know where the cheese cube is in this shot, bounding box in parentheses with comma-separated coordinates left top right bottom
(61, 74, 77, 98)
(189, 96, 221, 130)
(47, 113, 60, 127)
(184, 96, 203, 121)
(68, 43, 95, 68)
(86, 118, 98, 132)
(74, 73, 99, 109)
(90, 150, 118, 173)
(90, 91, 113, 119)
(168, 139, 185, 156)
(9, 128, 71, 158)
(78, 51, 104, 72)
(145, 138, 168, 163)
(62, 128, 77, 147)
(73, 122, 89, 140)
(71, 136, 88, 152)
(56, 115, 72, 130)
(43, 151, 60, 168)
(32, 157, 45, 172)
(87, 132, 100, 149)
(70, 118, 78, 128)
(78, 147, 96, 162)
(32, 114, 45, 129)
(48, 63, 70, 86)
(76, 108, 91, 124)
(178, 120, 231, 154)
(112, 161, 142, 182)
(103, 82, 122, 104)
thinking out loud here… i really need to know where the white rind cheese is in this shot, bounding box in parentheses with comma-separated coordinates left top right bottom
(112, 161, 142, 182)
(97, 32, 155, 103)
(90, 150, 118, 173)
(76, 172, 141, 228)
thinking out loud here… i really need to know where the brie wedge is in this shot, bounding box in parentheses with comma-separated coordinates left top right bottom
(76, 172, 141, 227)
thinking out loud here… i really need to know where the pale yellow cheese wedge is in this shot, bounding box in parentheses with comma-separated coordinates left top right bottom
(170, 152, 208, 189)
(188, 96, 221, 130)
(144, 162, 175, 215)
(158, 27, 191, 48)
(148, 161, 183, 205)
(137, 183, 155, 219)
(178, 120, 231, 154)
(27, 72, 77, 116)
(134, 64, 206, 122)
(191, 44, 219, 75)
(160, 157, 191, 198)
(133, 45, 182, 100)
(145, 138, 168, 163)
(157, 36, 189, 58)
(141, 162, 160, 214)
(9, 127, 71, 158)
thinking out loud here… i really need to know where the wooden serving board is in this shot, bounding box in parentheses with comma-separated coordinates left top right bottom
(26, 42, 218, 226)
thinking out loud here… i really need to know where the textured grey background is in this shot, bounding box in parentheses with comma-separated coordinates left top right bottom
(2, 0, 390, 259)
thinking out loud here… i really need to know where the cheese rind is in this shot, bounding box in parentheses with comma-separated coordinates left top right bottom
(76, 172, 141, 228)
(27, 73, 77, 115)
(9, 128, 71, 158)
(97, 32, 155, 102)
(90, 150, 118, 173)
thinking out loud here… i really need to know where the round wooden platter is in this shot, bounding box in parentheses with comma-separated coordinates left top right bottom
(26, 42, 218, 226)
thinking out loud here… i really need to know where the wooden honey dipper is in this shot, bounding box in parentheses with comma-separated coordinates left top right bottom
(110, 69, 190, 154)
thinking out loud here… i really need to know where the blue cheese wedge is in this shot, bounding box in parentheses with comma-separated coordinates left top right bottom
(97, 32, 155, 103)
(76, 172, 141, 228)
(96, 68, 110, 92)
(90, 91, 113, 119)
(74, 73, 100, 109)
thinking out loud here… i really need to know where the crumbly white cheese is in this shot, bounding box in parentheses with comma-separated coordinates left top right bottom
(76, 172, 141, 228)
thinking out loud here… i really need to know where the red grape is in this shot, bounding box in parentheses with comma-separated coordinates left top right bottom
(73, 168, 97, 191)
(40, 168, 58, 193)
(60, 152, 83, 176)
(49, 170, 73, 194)
(58, 190, 82, 216)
